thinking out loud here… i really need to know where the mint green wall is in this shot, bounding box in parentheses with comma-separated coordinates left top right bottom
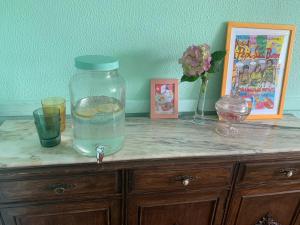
(0, 0, 299, 115)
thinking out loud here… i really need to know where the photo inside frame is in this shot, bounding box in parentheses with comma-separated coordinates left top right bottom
(154, 83, 175, 114)
(225, 27, 291, 116)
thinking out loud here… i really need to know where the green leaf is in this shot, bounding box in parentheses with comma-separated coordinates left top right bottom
(180, 75, 200, 82)
(211, 51, 226, 62)
(207, 51, 226, 74)
(207, 61, 218, 73)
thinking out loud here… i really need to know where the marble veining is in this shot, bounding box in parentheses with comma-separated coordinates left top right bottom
(0, 116, 300, 168)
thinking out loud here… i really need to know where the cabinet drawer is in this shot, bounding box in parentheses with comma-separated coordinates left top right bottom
(0, 171, 121, 202)
(238, 161, 300, 185)
(128, 164, 233, 193)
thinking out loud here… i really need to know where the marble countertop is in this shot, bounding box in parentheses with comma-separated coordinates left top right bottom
(1, 116, 300, 169)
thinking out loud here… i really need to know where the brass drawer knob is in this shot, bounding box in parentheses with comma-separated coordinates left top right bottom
(48, 183, 76, 194)
(54, 187, 65, 194)
(175, 175, 193, 186)
(279, 168, 296, 178)
(182, 178, 190, 186)
(287, 170, 294, 177)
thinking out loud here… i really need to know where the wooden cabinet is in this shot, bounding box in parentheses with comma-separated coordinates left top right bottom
(0, 171, 121, 203)
(0, 166, 123, 225)
(128, 189, 229, 225)
(225, 160, 300, 225)
(128, 163, 233, 194)
(1, 199, 122, 225)
(226, 184, 300, 225)
(127, 163, 233, 225)
(2, 155, 300, 225)
(237, 160, 300, 185)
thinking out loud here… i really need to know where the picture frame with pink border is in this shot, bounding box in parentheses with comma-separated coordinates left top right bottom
(150, 79, 179, 119)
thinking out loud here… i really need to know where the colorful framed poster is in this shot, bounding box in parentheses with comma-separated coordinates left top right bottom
(222, 22, 296, 119)
(150, 79, 179, 119)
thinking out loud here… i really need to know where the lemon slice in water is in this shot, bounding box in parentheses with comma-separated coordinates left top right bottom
(75, 96, 122, 118)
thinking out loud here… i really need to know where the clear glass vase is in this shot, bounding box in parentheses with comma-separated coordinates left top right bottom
(194, 78, 208, 119)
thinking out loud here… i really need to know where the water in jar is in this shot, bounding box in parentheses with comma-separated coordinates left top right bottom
(72, 96, 125, 156)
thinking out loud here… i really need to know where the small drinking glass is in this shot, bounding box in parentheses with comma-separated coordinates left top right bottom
(33, 107, 61, 147)
(41, 97, 66, 131)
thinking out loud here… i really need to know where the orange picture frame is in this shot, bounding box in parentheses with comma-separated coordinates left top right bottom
(150, 79, 179, 119)
(221, 22, 296, 120)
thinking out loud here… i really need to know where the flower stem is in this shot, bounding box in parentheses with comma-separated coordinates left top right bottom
(200, 77, 208, 117)
(200, 73, 208, 94)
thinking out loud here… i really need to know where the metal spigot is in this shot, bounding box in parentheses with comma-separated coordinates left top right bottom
(96, 145, 105, 164)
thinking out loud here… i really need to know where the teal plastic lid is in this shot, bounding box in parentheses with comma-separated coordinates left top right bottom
(75, 55, 119, 71)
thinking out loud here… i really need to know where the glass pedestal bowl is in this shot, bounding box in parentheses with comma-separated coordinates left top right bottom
(215, 95, 251, 137)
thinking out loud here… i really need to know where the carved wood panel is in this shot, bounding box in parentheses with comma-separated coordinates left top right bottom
(255, 213, 282, 225)
(140, 200, 215, 225)
(226, 184, 300, 225)
(128, 189, 229, 225)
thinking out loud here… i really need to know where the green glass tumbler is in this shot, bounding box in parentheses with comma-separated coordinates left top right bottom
(33, 107, 61, 147)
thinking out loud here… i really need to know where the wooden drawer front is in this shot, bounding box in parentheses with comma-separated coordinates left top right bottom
(129, 164, 233, 193)
(0, 171, 121, 202)
(238, 161, 300, 185)
(1, 199, 122, 225)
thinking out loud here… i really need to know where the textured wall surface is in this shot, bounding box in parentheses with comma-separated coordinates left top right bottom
(0, 0, 299, 115)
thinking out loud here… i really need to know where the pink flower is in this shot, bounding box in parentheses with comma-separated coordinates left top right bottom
(179, 44, 212, 77)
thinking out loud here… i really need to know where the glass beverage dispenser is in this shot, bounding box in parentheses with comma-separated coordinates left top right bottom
(69, 55, 125, 157)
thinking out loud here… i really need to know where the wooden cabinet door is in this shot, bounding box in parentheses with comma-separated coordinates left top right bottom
(226, 183, 300, 225)
(1, 199, 121, 225)
(128, 189, 229, 225)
